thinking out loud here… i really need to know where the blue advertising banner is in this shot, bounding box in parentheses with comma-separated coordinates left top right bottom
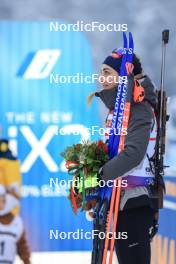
(151, 177, 176, 264)
(0, 21, 100, 251)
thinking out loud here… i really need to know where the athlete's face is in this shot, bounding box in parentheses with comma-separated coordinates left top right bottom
(0, 195, 6, 211)
(99, 64, 119, 90)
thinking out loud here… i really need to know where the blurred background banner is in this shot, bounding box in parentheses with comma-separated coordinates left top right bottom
(0, 21, 101, 251)
(151, 177, 176, 264)
(0, 21, 176, 264)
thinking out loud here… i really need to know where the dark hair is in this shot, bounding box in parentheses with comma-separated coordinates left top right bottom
(132, 54, 143, 76)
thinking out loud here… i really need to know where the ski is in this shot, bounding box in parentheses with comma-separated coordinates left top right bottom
(102, 32, 134, 264)
(108, 32, 128, 159)
(91, 32, 129, 264)
(91, 32, 134, 264)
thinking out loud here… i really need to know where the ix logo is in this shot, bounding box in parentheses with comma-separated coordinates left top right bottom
(8, 124, 90, 173)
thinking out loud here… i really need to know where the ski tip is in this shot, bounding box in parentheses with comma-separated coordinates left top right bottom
(129, 32, 134, 45)
(123, 31, 127, 40)
(122, 32, 127, 49)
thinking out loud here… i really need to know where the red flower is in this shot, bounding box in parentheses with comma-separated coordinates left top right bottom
(97, 140, 108, 153)
(75, 144, 81, 150)
(103, 144, 108, 153)
(97, 140, 104, 148)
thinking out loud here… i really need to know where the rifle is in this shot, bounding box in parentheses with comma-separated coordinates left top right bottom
(154, 29, 170, 208)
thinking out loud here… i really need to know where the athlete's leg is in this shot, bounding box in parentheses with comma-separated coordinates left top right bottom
(115, 206, 155, 264)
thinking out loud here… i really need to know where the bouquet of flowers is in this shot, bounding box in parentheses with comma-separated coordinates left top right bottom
(61, 140, 109, 214)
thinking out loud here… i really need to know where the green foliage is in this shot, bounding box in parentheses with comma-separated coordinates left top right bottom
(61, 140, 109, 175)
